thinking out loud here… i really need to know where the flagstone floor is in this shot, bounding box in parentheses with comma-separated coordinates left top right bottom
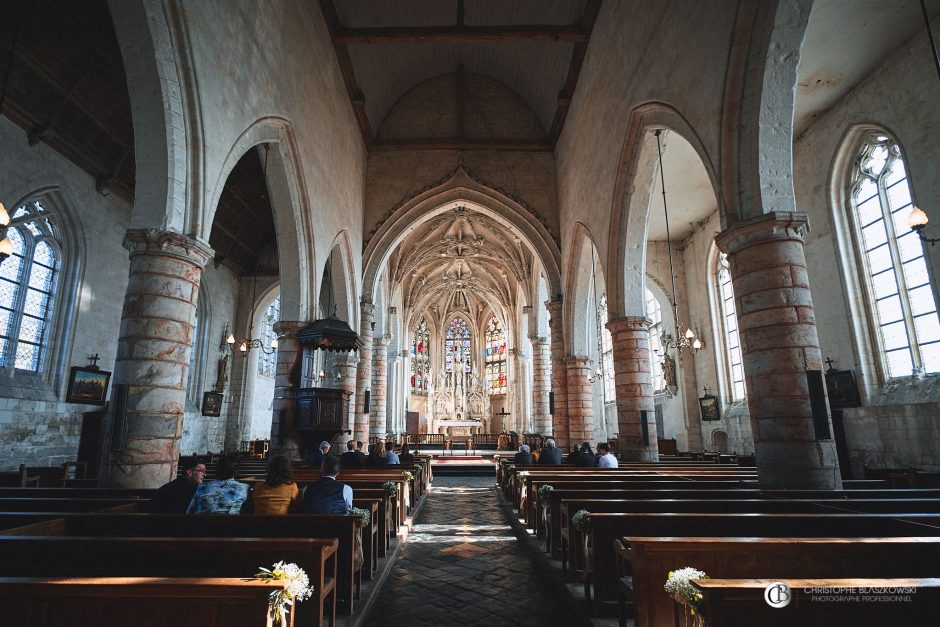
(360, 476, 591, 627)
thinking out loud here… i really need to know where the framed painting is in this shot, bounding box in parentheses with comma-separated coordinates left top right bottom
(699, 393, 721, 421)
(66, 366, 111, 405)
(202, 391, 224, 417)
(825, 369, 861, 409)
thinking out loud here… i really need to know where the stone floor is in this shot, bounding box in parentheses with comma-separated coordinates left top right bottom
(360, 476, 592, 627)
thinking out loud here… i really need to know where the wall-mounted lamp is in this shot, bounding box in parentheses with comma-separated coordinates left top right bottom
(908, 206, 940, 246)
(222, 322, 278, 356)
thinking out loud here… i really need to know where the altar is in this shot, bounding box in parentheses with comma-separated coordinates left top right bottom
(434, 419, 484, 437)
(428, 354, 490, 434)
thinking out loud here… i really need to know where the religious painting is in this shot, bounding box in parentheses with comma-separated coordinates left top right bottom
(202, 390, 224, 417)
(65, 366, 111, 405)
(698, 393, 721, 421)
(825, 369, 861, 409)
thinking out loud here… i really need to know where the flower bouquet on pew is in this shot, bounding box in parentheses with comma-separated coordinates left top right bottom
(664, 567, 708, 627)
(350, 506, 371, 527)
(254, 561, 313, 625)
(572, 509, 591, 533)
(383, 480, 398, 497)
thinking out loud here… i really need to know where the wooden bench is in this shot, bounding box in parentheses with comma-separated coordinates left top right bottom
(0, 497, 148, 512)
(0, 576, 293, 627)
(2, 512, 362, 616)
(0, 536, 336, 626)
(615, 536, 940, 627)
(693, 578, 940, 626)
(583, 512, 940, 607)
(0, 487, 156, 499)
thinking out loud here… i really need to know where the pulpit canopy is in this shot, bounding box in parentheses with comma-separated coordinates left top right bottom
(296, 316, 361, 352)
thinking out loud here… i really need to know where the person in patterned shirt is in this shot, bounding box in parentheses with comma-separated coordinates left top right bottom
(187, 455, 250, 514)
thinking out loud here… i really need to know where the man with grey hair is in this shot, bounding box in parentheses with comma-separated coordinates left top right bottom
(538, 438, 562, 465)
(306, 440, 331, 469)
(514, 443, 534, 465)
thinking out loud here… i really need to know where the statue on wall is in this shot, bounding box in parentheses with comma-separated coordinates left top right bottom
(663, 353, 677, 389)
(215, 354, 230, 391)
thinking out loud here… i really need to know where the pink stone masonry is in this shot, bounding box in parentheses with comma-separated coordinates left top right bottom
(607, 315, 659, 461)
(269, 320, 307, 460)
(546, 299, 569, 448)
(354, 301, 375, 443)
(370, 335, 390, 437)
(530, 335, 551, 434)
(565, 355, 594, 446)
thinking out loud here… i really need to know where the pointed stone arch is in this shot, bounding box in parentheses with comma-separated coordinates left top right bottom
(565, 223, 605, 357)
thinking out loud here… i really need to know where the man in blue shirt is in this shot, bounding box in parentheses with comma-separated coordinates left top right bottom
(302, 455, 353, 514)
(187, 456, 249, 514)
(385, 444, 400, 465)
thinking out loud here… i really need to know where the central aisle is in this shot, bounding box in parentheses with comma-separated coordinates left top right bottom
(361, 476, 591, 626)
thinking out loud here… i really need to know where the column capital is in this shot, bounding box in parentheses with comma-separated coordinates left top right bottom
(272, 320, 307, 337)
(564, 354, 591, 366)
(715, 211, 809, 256)
(334, 352, 360, 366)
(124, 229, 214, 268)
(606, 315, 651, 333)
(545, 298, 563, 313)
(528, 335, 547, 344)
(372, 334, 391, 348)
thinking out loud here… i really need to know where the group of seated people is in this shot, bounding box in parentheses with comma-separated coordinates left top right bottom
(514, 438, 618, 468)
(146, 453, 354, 515)
(307, 439, 414, 468)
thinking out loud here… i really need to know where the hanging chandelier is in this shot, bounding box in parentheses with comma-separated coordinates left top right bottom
(654, 129, 702, 357)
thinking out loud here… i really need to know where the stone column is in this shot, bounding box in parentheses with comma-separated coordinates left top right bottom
(607, 316, 658, 461)
(529, 335, 550, 434)
(334, 351, 359, 432)
(109, 230, 213, 488)
(354, 301, 375, 443)
(269, 320, 306, 460)
(565, 355, 594, 446)
(716, 212, 841, 489)
(546, 299, 569, 448)
(370, 335, 390, 437)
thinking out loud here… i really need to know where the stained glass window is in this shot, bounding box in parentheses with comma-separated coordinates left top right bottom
(599, 292, 615, 400)
(717, 253, 745, 400)
(257, 296, 280, 377)
(485, 315, 506, 394)
(645, 289, 665, 393)
(850, 133, 940, 378)
(0, 200, 61, 372)
(411, 316, 430, 394)
(445, 317, 471, 373)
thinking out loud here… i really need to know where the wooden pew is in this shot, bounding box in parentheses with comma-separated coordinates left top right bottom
(693, 578, 940, 627)
(0, 488, 156, 499)
(0, 498, 147, 512)
(2, 513, 362, 616)
(583, 512, 940, 607)
(0, 536, 336, 627)
(615, 537, 940, 627)
(0, 576, 294, 627)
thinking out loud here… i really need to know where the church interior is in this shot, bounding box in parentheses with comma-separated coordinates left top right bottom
(1, 0, 940, 625)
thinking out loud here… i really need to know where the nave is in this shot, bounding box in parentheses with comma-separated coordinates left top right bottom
(361, 476, 591, 627)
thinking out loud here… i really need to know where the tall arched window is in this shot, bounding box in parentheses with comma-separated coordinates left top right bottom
(598, 292, 615, 400)
(411, 316, 430, 394)
(716, 253, 745, 400)
(0, 200, 62, 372)
(645, 289, 665, 392)
(257, 296, 280, 377)
(445, 317, 471, 373)
(485, 315, 506, 394)
(849, 133, 940, 378)
(187, 286, 210, 402)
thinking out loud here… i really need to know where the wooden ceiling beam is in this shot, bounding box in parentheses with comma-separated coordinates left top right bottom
(334, 24, 589, 45)
(549, 0, 602, 146)
(319, 0, 373, 145)
(371, 137, 552, 152)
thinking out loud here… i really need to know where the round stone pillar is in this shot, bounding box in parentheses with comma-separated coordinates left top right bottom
(565, 355, 594, 446)
(370, 335, 390, 437)
(607, 316, 658, 461)
(529, 335, 551, 434)
(269, 320, 306, 460)
(716, 212, 841, 489)
(109, 230, 213, 488)
(334, 351, 359, 431)
(354, 301, 375, 442)
(546, 299, 569, 448)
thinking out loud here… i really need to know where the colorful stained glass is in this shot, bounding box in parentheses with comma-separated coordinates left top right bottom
(485, 315, 506, 394)
(411, 316, 430, 394)
(445, 317, 471, 373)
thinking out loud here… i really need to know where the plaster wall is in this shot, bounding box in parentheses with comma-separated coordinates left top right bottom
(0, 117, 131, 470)
(794, 23, 940, 475)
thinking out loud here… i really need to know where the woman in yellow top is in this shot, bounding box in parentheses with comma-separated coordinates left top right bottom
(249, 455, 301, 515)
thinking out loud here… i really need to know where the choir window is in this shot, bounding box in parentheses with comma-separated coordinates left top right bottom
(445, 317, 471, 373)
(485, 315, 507, 394)
(257, 296, 280, 377)
(598, 292, 615, 400)
(716, 252, 745, 400)
(645, 289, 665, 393)
(411, 316, 430, 394)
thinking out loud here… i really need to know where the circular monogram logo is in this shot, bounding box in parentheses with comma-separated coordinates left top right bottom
(764, 581, 792, 608)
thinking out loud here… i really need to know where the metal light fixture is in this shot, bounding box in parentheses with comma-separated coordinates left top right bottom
(654, 129, 702, 356)
(223, 321, 278, 357)
(907, 0, 940, 245)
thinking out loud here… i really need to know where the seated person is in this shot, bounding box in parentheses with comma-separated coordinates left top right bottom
(566, 445, 582, 465)
(340, 439, 366, 467)
(514, 444, 534, 465)
(302, 455, 353, 514)
(385, 444, 401, 465)
(367, 441, 390, 466)
(538, 438, 563, 465)
(247, 455, 300, 515)
(146, 456, 206, 513)
(305, 440, 331, 469)
(575, 442, 597, 467)
(187, 455, 249, 514)
(596, 442, 618, 468)
(399, 448, 416, 464)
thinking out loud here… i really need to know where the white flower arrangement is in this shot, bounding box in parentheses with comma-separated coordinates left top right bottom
(350, 506, 371, 527)
(571, 509, 591, 533)
(383, 480, 398, 497)
(255, 561, 313, 623)
(518, 470, 530, 478)
(403, 471, 414, 481)
(664, 567, 708, 618)
(538, 484, 554, 500)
